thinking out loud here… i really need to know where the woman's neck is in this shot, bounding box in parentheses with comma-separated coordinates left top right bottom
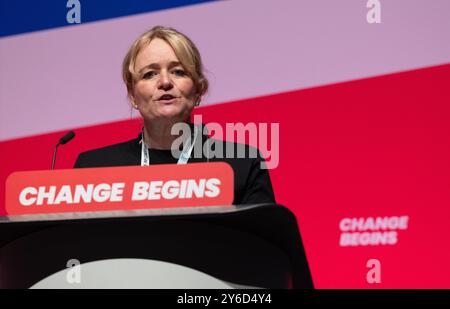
(143, 119, 189, 150)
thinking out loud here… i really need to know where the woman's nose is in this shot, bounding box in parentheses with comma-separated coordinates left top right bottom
(157, 72, 173, 90)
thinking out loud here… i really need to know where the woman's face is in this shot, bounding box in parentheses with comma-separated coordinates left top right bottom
(131, 38, 197, 123)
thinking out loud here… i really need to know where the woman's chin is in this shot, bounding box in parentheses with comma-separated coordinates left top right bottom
(154, 107, 187, 120)
(158, 104, 193, 117)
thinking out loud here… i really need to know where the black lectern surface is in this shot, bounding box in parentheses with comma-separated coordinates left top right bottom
(0, 204, 313, 289)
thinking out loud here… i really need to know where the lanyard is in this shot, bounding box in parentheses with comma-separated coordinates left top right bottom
(140, 125, 199, 166)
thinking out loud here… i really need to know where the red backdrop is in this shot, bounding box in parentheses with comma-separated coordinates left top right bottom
(1, 64, 449, 288)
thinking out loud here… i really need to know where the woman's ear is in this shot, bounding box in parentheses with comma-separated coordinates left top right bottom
(195, 80, 207, 106)
(194, 89, 203, 106)
(128, 93, 138, 109)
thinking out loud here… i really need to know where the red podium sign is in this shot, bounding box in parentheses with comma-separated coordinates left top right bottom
(5, 162, 234, 216)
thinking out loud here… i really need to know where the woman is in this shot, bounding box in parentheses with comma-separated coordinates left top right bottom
(74, 26, 275, 205)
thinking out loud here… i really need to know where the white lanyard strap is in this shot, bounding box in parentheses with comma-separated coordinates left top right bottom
(140, 125, 199, 166)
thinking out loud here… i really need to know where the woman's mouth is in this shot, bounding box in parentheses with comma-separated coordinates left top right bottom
(157, 94, 177, 104)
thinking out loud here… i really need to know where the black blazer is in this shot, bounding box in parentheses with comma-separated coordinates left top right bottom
(74, 134, 276, 205)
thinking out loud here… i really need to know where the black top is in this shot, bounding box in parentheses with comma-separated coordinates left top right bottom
(145, 149, 178, 165)
(74, 133, 276, 205)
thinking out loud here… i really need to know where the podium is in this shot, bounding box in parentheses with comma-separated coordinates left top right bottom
(0, 203, 313, 289)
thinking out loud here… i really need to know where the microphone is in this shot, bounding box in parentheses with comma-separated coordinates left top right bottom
(52, 131, 75, 170)
(59, 130, 75, 145)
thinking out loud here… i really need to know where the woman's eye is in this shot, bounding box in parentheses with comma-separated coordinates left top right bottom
(173, 69, 187, 76)
(143, 71, 156, 79)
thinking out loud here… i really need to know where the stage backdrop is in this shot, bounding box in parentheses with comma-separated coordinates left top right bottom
(1, 0, 449, 288)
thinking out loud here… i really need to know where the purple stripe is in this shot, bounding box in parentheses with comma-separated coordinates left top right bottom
(1, 0, 450, 141)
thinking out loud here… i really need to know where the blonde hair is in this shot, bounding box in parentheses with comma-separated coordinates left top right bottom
(122, 26, 208, 103)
